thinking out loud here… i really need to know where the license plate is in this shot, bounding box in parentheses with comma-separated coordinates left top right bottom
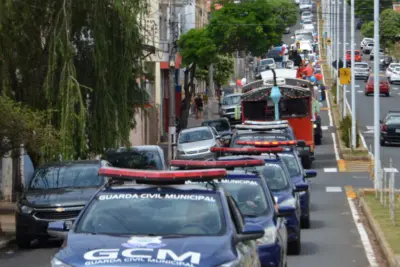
(396, 129, 400, 133)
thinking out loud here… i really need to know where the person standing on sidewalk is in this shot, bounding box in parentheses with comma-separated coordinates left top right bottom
(194, 94, 204, 120)
(282, 42, 288, 68)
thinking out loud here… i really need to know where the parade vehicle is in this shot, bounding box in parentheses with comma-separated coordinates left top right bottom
(48, 168, 265, 267)
(210, 147, 305, 255)
(238, 75, 318, 168)
(170, 159, 292, 267)
(231, 141, 317, 229)
(15, 160, 111, 248)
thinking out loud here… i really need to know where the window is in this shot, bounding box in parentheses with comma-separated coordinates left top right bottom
(218, 180, 271, 217)
(179, 129, 213, 144)
(76, 191, 225, 236)
(354, 63, 368, 69)
(104, 150, 163, 170)
(278, 154, 302, 177)
(259, 164, 291, 192)
(222, 95, 241, 105)
(30, 165, 104, 190)
(279, 98, 310, 118)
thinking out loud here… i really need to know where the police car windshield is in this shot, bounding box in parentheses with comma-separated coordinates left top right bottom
(278, 154, 301, 176)
(202, 120, 230, 132)
(104, 151, 163, 170)
(231, 133, 289, 148)
(75, 190, 224, 236)
(217, 179, 271, 217)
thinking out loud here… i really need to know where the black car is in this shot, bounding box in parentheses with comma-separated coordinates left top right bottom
(15, 160, 110, 248)
(356, 20, 363, 30)
(266, 49, 283, 64)
(380, 111, 400, 146)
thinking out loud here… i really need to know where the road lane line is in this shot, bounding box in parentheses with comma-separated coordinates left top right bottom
(326, 186, 342, 192)
(357, 90, 363, 93)
(326, 92, 334, 127)
(332, 132, 340, 161)
(324, 168, 338, 173)
(321, 126, 329, 131)
(360, 132, 368, 149)
(345, 186, 379, 266)
(345, 98, 353, 117)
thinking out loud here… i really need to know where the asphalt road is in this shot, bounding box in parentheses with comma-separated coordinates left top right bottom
(0, 3, 379, 267)
(334, 0, 400, 171)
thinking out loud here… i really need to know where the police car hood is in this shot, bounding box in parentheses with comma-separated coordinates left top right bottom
(59, 234, 235, 267)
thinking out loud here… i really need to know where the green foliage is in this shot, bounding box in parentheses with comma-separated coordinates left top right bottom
(361, 21, 374, 38)
(0, 96, 60, 163)
(380, 9, 400, 45)
(340, 115, 360, 148)
(207, 0, 295, 56)
(178, 28, 217, 68)
(354, 0, 393, 22)
(195, 55, 234, 87)
(0, 0, 148, 160)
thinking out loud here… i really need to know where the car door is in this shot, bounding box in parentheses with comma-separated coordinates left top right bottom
(227, 196, 260, 267)
(210, 127, 222, 147)
(269, 186, 288, 254)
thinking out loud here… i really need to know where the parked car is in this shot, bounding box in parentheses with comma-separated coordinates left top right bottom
(385, 63, 400, 79)
(260, 58, 276, 70)
(299, 0, 312, 12)
(176, 126, 222, 160)
(103, 145, 167, 170)
(353, 62, 370, 81)
(360, 38, 374, 51)
(364, 75, 390, 96)
(388, 66, 400, 84)
(380, 111, 400, 146)
(15, 160, 110, 248)
(301, 11, 313, 22)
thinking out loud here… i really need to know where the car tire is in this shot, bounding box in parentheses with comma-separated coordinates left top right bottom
(16, 232, 33, 249)
(380, 139, 385, 146)
(288, 229, 301, 255)
(301, 215, 311, 229)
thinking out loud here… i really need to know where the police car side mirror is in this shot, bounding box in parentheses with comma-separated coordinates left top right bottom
(297, 140, 306, 147)
(237, 223, 265, 243)
(295, 183, 309, 192)
(305, 169, 317, 178)
(47, 221, 70, 239)
(277, 206, 295, 217)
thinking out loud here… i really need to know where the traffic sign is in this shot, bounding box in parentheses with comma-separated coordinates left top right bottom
(339, 68, 351, 85)
(326, 38, 331, 46)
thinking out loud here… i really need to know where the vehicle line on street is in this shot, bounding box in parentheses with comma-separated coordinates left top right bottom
(331, 132, 340, 161)
(345, 186, 379, 267)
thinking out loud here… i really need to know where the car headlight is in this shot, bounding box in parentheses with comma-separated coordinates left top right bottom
(18, 204, 33, 214)
(256, 227, 276, 245)
(313, 124, 317, 128)
(51, 258, 72, 267)
(217, 259, 241, 267)
(279, 198, 296, 208)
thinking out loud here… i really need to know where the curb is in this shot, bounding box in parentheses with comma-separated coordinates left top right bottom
(360, 196, 400, 266)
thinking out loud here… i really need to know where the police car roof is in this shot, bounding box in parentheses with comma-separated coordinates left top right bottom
(103, 182, 220, 192)
(219, 155, 282, 163)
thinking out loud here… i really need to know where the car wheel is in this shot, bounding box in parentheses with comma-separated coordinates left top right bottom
(301, 215, 311, 229)
(302, 156, 312, 169)
(288, 229, 301, 255)
(16, 232, 33, 249)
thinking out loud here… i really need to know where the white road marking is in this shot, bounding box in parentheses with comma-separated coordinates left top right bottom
(346, 99, 352, 117)
(360, 132, 368, 148)
(326, 91, 334, 127)
(355, 84, 360, 88)
(346, 90, 351, 93)
(331, 132, 340, 161)
(398, 93, 400, 95)
(357, 90, 363, 93)
(324, 168, 338, 173)
(325, 186, 342, 192)
(347, 198, 379, 266)
(364, 125, 374, 134)
(321, 126, 329, 131)
(392, 87, 398, 90)
(366, 126, 374, 130)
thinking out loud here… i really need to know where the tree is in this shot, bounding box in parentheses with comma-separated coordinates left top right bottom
(380, 9, 400, 46)
(0, 0, 149, 160)
(361, 21, 374, 38)
(207, 0, 294, 56)
(177, 28, 217, 129)
(0, 96, 59, 166)
(353, 0, 393, 22)
(195, 55, 234, 89)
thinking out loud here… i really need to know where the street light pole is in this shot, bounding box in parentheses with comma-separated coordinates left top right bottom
(270, 68, 281, 121)
(168, 2, 176, 162)
(336, 0, 340, 116)
(343, 0, 347, 117)
(351, 0, 356, 148)
(373, 0, 381, 187)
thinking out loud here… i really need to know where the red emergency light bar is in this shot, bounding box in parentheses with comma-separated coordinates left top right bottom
(170, 159, 265, 168)
(98, 167, 227, 181)
(235, 140, 298, 147)
(210, 147, 284, 154)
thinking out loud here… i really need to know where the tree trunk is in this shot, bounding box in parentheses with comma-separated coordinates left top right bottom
(179, 64, 197, 130)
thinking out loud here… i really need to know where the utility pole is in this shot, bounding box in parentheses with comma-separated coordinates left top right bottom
(168, 1, 176, 162)
(351, 0, 356, 148)
(343, 0, 347, 117)
(373, 0, 381, 188)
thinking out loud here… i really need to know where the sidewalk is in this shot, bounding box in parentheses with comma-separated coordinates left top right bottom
(0, 202, 16, 249)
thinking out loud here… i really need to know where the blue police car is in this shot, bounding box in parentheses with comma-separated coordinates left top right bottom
(278, 149, 317, 229)
(47, 167, 264, 267)
(171, 159, 293, 267)
(210, 147, 307, 255)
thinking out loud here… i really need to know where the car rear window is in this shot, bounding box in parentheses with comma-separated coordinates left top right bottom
(104, 150, 163, 170)
(355, 63, 368, 69)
